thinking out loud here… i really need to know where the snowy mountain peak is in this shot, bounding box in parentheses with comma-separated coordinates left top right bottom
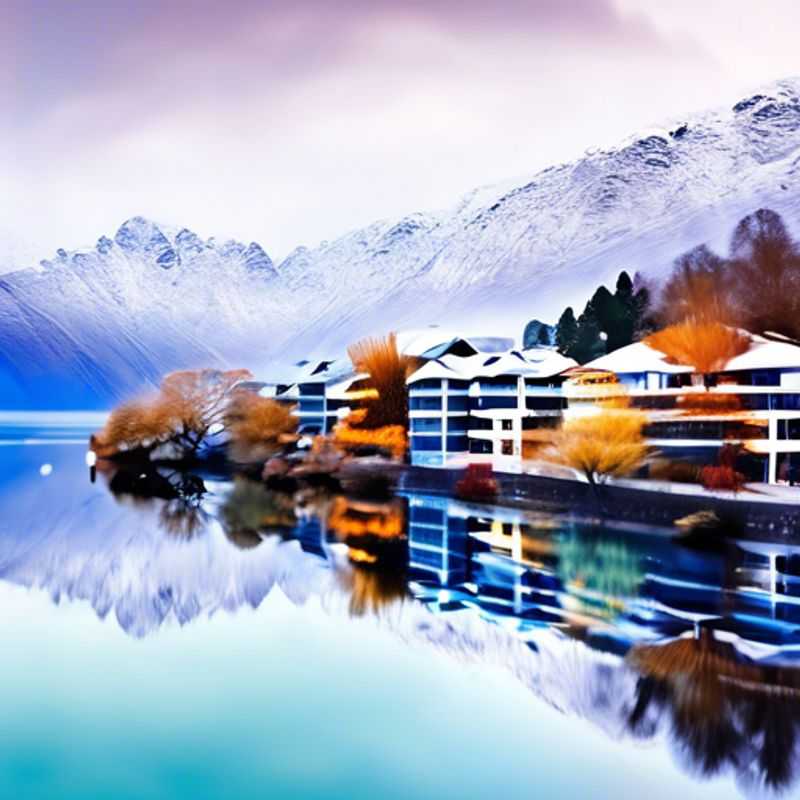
(243, 241, 275, 275)
(114, 216, 179, 269)
(3, 78, 800, 407)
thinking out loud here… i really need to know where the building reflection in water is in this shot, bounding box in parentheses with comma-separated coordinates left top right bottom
(97, 471, 800, 795)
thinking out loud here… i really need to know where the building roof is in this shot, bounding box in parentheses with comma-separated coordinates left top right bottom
(407, 347, 577, 384)
(724, 335, 800, 372)
(586, 333, 800, 376)
(585, 341, 693, 375)
(258, 357, 358, 392)
(397, 327, 515, 359)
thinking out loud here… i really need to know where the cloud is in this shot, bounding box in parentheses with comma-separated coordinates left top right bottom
(2, 0, 790, 269)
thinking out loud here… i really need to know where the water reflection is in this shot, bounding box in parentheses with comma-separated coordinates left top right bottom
(4, 432, 800, 797)
(629, 629, 800, 794)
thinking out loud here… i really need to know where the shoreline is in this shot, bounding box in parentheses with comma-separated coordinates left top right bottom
(399, 465, 800, 541)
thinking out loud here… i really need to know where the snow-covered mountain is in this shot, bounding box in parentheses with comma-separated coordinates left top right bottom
(2, 79, 800, 407)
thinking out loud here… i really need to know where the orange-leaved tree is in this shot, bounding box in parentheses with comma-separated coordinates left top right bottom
(159, 368, 252, 450)
(544, 410, 650, 487)
(224, 392, 298, 462)
(336, 333, 417, 459)
(645, 321, 750, 377)
(94, 368, 252, 457)
(347, 332, 416, 428)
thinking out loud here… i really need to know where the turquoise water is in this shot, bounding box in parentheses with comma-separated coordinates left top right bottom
(0, 415, 797, 799)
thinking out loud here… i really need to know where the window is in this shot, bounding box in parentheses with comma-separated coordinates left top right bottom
(409, 506, 445, 525)
(478, 377, 517, 392)
(411, 417, 442, 433)
(775, 394, 800, 411)
(471, 396, 518, 410)
(778, 420, 800, 440)
(410, 378, 442, 391)
(409, 525, 445, 547)
(410, 396, 442, 411)
(501, 419, 513, 431)
(411, 436, 443, 452)
(447, 396, 469, 411)
(448, 379, 471, 391)
(298, 399, 324, 412)
(501, 440, 514, 455)
(522, 417, 559, 431)
(526, 396, 566, 411)
(410, 548, 447, 568)
(446, 416, 469, 432)
(298, 382, 325, 396)
(645, 420, 768, 440)
(468, 416, 493, 430)
(446, 435, 469, 452)
(469, 439, 492, 454)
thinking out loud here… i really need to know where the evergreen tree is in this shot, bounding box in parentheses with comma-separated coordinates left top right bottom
(555, 307, 578, 355)
(632, 272, 656, 339)
(569, 302, 605, 364)
(615, 270, 634, 304)
(606, 271, 635, 351)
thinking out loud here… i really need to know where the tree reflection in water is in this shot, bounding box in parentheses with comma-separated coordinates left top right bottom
(628, 628, 800, 794)
(557, 532, 644, 617)
(219, 478, 296, 548)
(328, 495, 408, 617)
(103, 462, 209, 539)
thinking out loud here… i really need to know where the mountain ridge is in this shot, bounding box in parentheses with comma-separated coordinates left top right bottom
(3, 78, 800, 407)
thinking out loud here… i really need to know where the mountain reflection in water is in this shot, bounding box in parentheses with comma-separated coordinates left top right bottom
(2, 438, 800, 798)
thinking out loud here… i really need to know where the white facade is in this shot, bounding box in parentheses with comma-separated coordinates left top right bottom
(407, 348, 576, 468)
(579, 335, 800, 484)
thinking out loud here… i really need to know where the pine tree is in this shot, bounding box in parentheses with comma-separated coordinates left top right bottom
(555, 307, 578, 355)
(569, 302, 605, 364)
(632, 272, 656, 339)
(615, 270, 634, 303)
(606, 271, 635, 351)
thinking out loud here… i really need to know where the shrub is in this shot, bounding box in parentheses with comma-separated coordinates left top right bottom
(454, 463, 498, 501)
(333, 418, 407, 460)
(700, 465, 745, 493)
(545, 410, 650, 486)
(649, 459, 701, 484)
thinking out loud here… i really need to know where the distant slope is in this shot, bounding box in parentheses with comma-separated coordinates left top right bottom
(2, 79, 800, 407)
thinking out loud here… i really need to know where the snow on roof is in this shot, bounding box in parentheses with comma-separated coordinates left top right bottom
(261, 357, 357, 387)
(396, 327, 515, 358)
(520, 348, 579, 376)
(396, 328, 462, 357)
(586, 333, 800, 376)
(407, 347, 577, 383)
(405, 358, 464, 383)
(585, 341, 693, 375)
(724, 334, 800, 372)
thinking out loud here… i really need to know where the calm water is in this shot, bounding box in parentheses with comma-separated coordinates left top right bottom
(2, 415, 800, 799)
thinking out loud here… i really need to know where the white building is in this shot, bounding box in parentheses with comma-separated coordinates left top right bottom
(407, 346, 576, 468)
(579, 334, 800, 484)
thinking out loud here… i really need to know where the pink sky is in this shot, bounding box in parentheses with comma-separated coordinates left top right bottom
(3, 0, 800, 266)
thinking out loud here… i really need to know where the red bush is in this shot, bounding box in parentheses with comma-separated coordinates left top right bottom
(700, 465, 745, 493)
(455, 463, 498, 502)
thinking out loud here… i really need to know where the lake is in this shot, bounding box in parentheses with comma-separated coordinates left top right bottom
(1, 413, 799, 799)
